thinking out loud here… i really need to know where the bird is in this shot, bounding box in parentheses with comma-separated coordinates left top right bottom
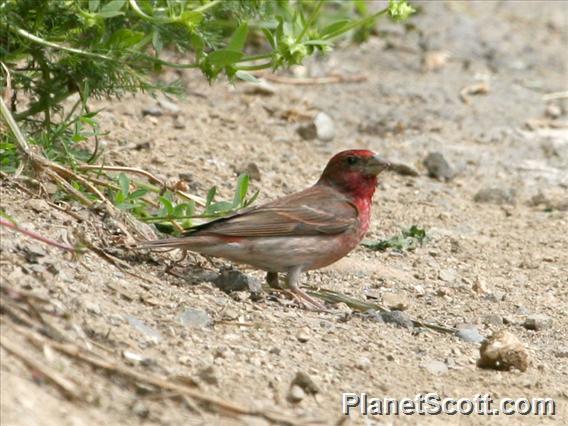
(143, 149, 389, 309)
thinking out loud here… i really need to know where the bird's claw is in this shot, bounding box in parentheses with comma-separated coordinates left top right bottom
(287, 288, 327, 311)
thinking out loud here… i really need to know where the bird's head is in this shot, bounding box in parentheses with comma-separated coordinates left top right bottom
(317, 149, 389, 200)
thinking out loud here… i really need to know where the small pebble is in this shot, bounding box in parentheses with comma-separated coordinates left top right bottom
(142, 104, 162, 117)
(132, 400, 149, 418)
(382, 293, 409, 311)
(423, 152, 455, 180)
(545, 104, 562, 119)
(198, 366, 219, 386)
(297, 328, 311, 343)
(314, 112, 335, 141)
(243, 80, 277, 96)
(214, 269, 262, 294)
(157, 98, 180, 114)
(421, 359, 448, 375)
(380, 311, 413, 329)
(456, 325, 484, 343)
(287, 385, 305, 403)
(523, 314, 552, 331)
(180, 308, 211, 328)
(356, 356, 372, 370)
(291, 371, 319, 395)
(474, 187, 516, 205)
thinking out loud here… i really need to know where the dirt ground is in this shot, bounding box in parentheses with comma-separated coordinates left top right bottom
(1, 1, 567, 425)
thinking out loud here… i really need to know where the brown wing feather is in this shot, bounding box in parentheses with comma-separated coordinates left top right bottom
(186, 184, 358, 238)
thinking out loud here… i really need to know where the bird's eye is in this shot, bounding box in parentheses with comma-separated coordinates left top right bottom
(347, 156, 358, 165)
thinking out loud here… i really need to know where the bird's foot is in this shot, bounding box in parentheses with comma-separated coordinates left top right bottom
(287, 288, 327, 311)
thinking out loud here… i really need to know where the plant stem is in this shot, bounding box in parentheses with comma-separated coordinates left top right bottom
(296, 0, 324, 42)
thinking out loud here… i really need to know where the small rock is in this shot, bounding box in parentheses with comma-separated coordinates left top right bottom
(423, 152, 455, 180)
(158, 98, 180, 114)
(287, 385, 305, 403)
(122, 351, 148, 365)
(243, 80, 276, 96)
(142, 104, 162, 117)
(382, 293, 409, 311)
(173, 118, 186, 129)
(297, 122, 317, 140)
(545, 104, 562, 119)
(126, 316, 162, 344)
(314, 112, 335, 141)
(472, 276, 489, 295)
(24, 199, 49, 213)
(523, 314, 552, 331)
(132, 400, 149, 418)
(516, 306, 529, 315)
(439, 268, 457, 283)
(420, 359, 448, 375)
(380, 311, 413, 329)
(214, 269, 262, 294)
(291, 371, 319, 395)
(478, 330, 528, 372)
(180, 308, 211, 328)
(190, 270, 220, 284)
(239, 162, 261, 181)
(474, 187, 516, 205)
(422, 50, 450, 72)
(269, 347, 281, 355)
(85, 301, 101, 315)
(198, 366, 219, 386)
(456, 325, 484, 343)
(482, 314, 504, 326)
(356, 356, 372, 370)
(297, 328, 311, 343)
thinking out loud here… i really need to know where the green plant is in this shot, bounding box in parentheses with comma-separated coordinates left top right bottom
(362, 225, 426, 251)
(0, 0, 414, 233)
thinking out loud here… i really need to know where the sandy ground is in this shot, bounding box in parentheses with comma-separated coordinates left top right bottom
(1, 1, 567, 425)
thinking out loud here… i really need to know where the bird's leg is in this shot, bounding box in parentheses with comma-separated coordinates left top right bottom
(285, 266, 326, 311)
(266, 272, 281, 289)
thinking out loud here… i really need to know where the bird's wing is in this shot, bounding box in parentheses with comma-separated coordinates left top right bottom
(187, 185, 358, 238)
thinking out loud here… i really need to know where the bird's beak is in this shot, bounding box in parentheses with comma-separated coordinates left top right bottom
(366, 155, 391, 175)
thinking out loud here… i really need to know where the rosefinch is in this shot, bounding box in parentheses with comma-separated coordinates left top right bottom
(144, 150, 389, 309)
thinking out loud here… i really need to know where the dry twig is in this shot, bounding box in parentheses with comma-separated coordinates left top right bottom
(8, 323, 313, 425)
(260, 73, 367, 85)
(0, 337, 84, 400)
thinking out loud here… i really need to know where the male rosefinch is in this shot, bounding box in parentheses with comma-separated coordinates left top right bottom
(144, 150, 389, 309)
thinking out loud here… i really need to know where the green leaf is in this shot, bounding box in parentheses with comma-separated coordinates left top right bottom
(159, 196, 174, 215)
(89, 0, 101, 12)
(227, 23, 249, 52)
(233, 174, 249, 207)
(320, 20, 351, 37)
(180, 10, 204, 27)
(205, 186, 217, 207)
(128, 188, 148, 199)
(207, 201, 234, 214)
(304, 40, 331, 46)
(118, 173, 130, 195)
(152, 30, 163, 52)
(207, 50, 244, 67)
(108, 29, 145, 49)
(98, 0, 125, 18)
(262, 28, 276, 49)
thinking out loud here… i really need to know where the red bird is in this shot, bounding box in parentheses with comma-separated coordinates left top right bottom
(144, 150, 389, 308)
